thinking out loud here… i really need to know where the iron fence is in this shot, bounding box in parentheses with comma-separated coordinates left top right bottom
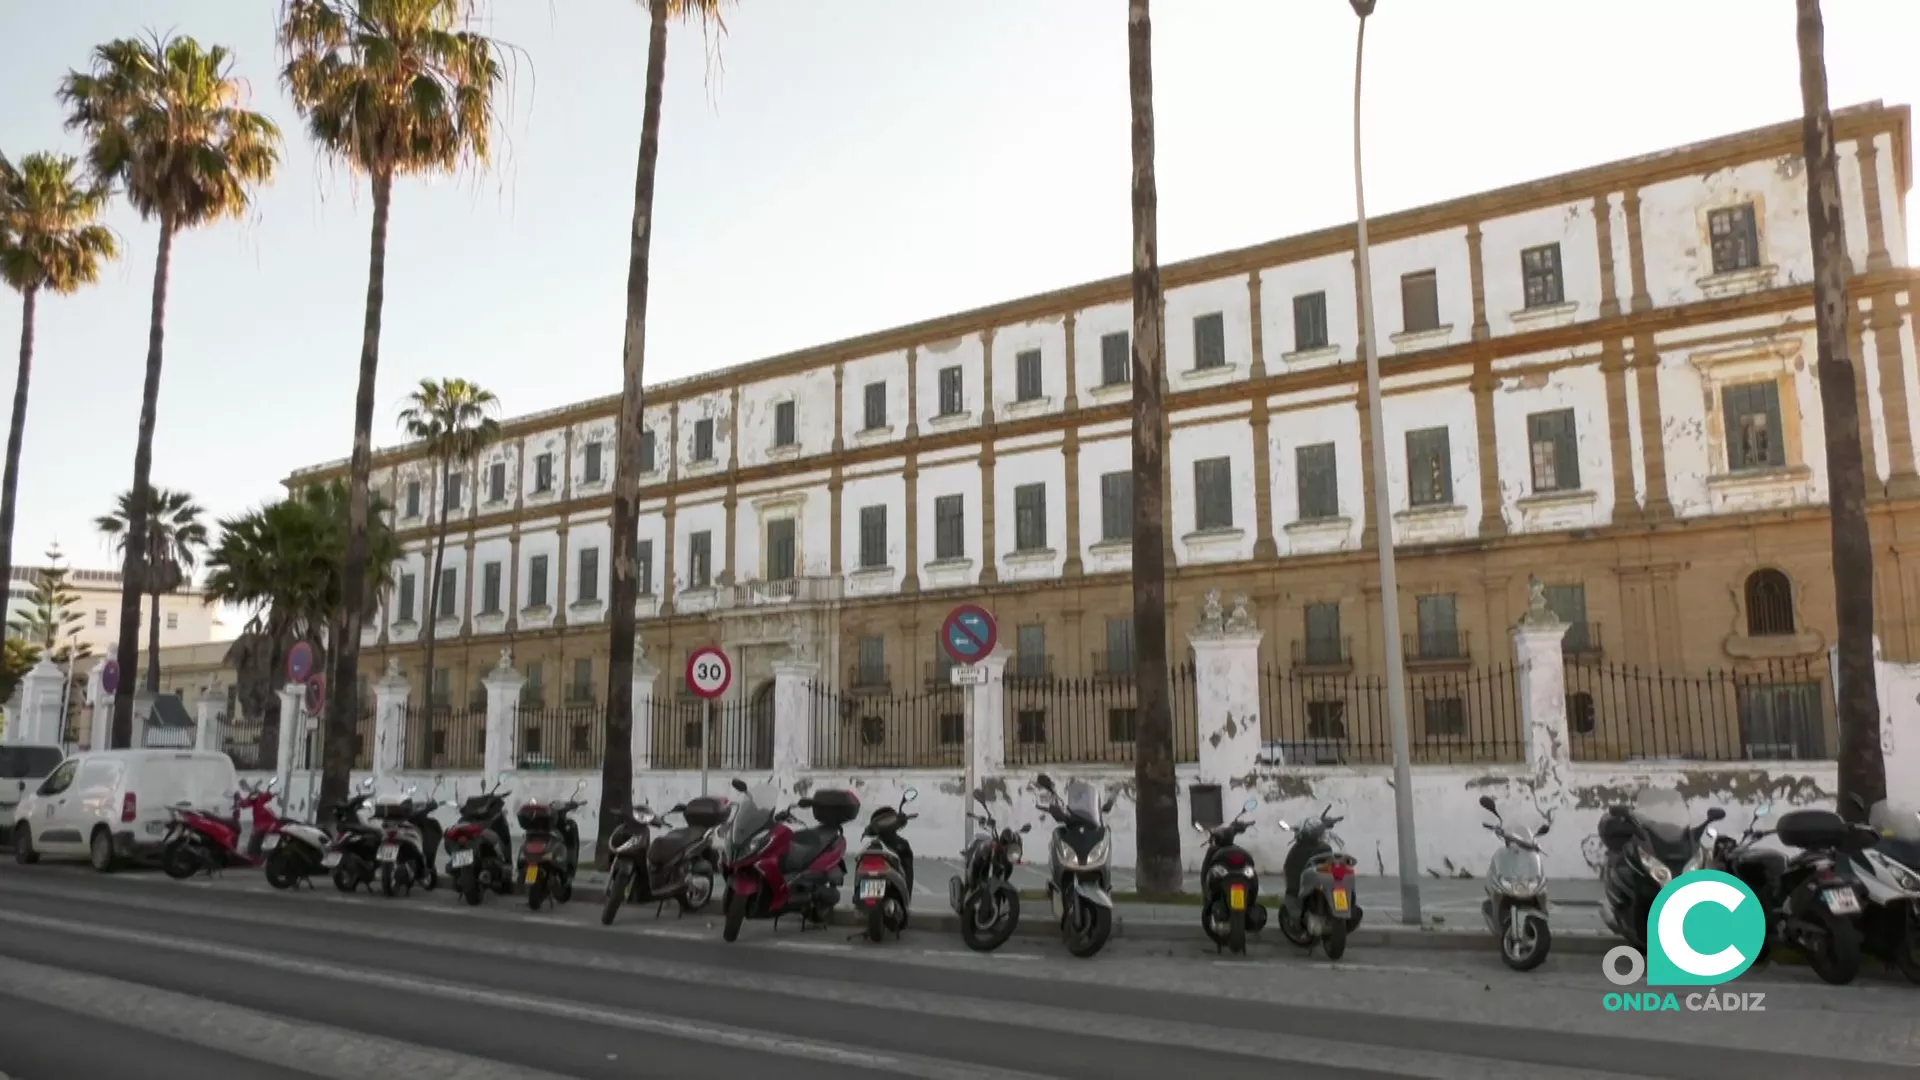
(402, 703, 487, 771)
(1002, 661, 1199, 766)
(518, 704, 605, 771)
(1563, 658, 1833, 762)
(645, 697, 773, 771)
(354, 692, 375, 770)
(807, 681, 966, 769)
(1258, 663, 1525, 765)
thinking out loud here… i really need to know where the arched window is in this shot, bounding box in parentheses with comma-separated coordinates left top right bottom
(1744, 569, 1795, 637)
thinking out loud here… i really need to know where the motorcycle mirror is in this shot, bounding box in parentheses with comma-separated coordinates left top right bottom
(731, 778, 749, 794)
(797, 797, 814, 809)
(972, 787, 988, 804)
(1241, 796, 1259, 814)
(1019, 823, 1032, 834)
(1705, 807, 1726, 823)
(668, 802, 686, 814)
(1535, 822, 1551, 837)
(1191, 821, 1208, 834)
(1036, 774, 1056, 793)
(1753, 804, 1771, 819)
(902, 788, 918, 803)
(1477, 795, 1496, 814)
(1101, 796, 1117, 814)
(1607, 805, 1630, 820)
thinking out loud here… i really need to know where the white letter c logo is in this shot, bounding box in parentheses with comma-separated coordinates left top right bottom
(1658, 879, 1749, 978)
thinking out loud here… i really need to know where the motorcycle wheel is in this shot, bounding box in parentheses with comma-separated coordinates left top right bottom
(866, 904, 886, 943)
(723, 889, 748, 943)
(1323, 918, 1349, 961)
(420, 861, 438, 892)
(333, 859, 361, 893)
(1897, 905, 1920, 985)
(552, 872, 573, 905)
(1498, 909, 1551, 972)
(528, 871, 548, 910)
(461, 865, 484, 908)
(960, 887, 1017, 953)
(161, 840, 199, 880)
(1804, 910, 1862, 986)
(1065, 902, 1112, 959)
(1228, 906, 1247, 955)
(380, 863, 396, 898)
(263, 847, 299, 890)
(1277, 903, 1313, 948)
(678, 871, 713, 913)
(602, 865, 632, 926)
(1201, 899, 1230, 949)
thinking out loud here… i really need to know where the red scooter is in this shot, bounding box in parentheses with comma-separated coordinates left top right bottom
(720, 778, 859, 942)
(161, 778, 288, 879)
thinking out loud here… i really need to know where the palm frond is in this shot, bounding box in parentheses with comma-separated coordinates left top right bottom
(0, 151, 120, 295)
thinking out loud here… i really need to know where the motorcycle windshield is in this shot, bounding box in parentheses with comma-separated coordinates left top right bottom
(729, 782, 777, 849)
(1632, 788, 1693, 853)
(1869, 800, 1920, 842)
(1064, 779, 1102, 827)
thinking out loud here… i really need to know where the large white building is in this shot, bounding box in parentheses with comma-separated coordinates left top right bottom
(7, 565, 224, 659)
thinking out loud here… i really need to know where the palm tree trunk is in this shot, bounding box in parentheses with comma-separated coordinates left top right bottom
(1126, 0, 1180, 898)
(322, 168, 394, 821)
(601, 0, 672, 863)
(1796, 0, 1885, 821)
(112, 217, 176, 748)
(421, 451, 452, 714)
(146, 584, 162, 693)
(0, 288, 38, 630)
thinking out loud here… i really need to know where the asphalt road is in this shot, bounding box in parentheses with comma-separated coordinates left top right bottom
(0, 861, 1915, 1079)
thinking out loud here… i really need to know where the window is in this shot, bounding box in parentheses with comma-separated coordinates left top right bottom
(1293, 292, 1329, 352)
(584, 441, 604, 483)
(1108, 707, 1138, 743)
(636, 540, 654, 595)
(397, 573, 416, 621)
(482, 562, 502, 614)
(938, 713, 966, 745)
(1192, 312, 1226, 370)
(534, 453, 555, 493)
(1296, 442, 1339, 520)
(1105, 618, 1136, 676)
(571, 657, 593, 703)
(527, 555, 549, 608)
(487, 461, 506, 503)
(859, 716, 885, 746)
(93, 609, 106, 627)
(933, 495, 965, 561)
(764, 520, 795, 581)
(1304, 603, 1342, 666)
(863, 382, 887, 431)
(523, 662, 544, 706)
(1193, 457, 1234, 531)
(1709, 203, 1761, 274)
(1016, 624, 1047, 678)
(1014, 483, 1047, 552)
(166, 612, 179, 630)
(1100, 331, 1130, 387)
(1401, 270, 1440, 333)
(1305, 701, 1348, 740)
(1405, 427, 1453, 507)
(1722, 381, 1786, 472)
(681, 717, 702, 751)
(937, 366, 964, 417)
(1423, 696, 1466, 737)
(859, 505, 888, 569)
(437, 568, 457, 619)
(1521, 244, 1564, 309)
(404, 480, 421, 518)
(638, 432, 655, 475)
(1015, 350, 1043, 402)
(1567, 692, 1597, 735)
(1100, 471, 1132, 542)
(444, 471, 463, 512)
(1016, 710, 1047, 745)
(432, 667, 451, 706)
(692, 418, 714, 463)
(934, 637, 956, 681)
(1527, 409, 1581, 492)
(1737, 682, 1824, 759)
(577, 547, 600, 604)
(1744, 569, 1795, 637)
(1544, 584, 1590, 652)
(1415, 594, 1460, 659)
(773, 401, 796, 448)
(857, 636, 886, 685)
(689, 531, 712, 589)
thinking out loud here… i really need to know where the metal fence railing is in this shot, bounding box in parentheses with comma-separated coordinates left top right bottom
(806, 681, 966, 769)
(1000, 661, 1199, 766)
(402, 703, 487, 771)
(1563, 658, 1833, 762)
(645, 697, 774, 771)
(1258, 662, 1525, 765)
(518, 704, 605, 771)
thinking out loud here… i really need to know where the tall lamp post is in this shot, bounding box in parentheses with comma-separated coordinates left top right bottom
(1349, 0, 1422, 925)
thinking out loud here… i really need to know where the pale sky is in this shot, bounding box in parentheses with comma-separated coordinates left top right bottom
(0, 0, 1915, 586)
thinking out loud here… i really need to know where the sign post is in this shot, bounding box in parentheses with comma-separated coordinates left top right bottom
(941, 604, 998, 851)
(686, 646, 733, 796)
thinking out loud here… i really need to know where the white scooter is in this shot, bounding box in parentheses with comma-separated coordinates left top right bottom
(1477, 795, 1553, 971)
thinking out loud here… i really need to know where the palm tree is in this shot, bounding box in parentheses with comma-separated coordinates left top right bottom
(95, 487, 208, 693)
(397, 377, 499, 708)
(1125, 0, 1179, 897)
(604, 0, 732, 862)
(1795, 0, 1884, 821)
(204, 480, 403, 768)
(0, 153, 117, 636)
(279, 0, 506, 817)
(59, 33, 281, 748)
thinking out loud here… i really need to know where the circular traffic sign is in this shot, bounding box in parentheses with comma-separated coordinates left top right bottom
(685, 646, 733, 701)
(101, 659, 120, 695)
(305, 674, 328, 716)
(940, 604, 998, 665)
(287, 641, 314, 684)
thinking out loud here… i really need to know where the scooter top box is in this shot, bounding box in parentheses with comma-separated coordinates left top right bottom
(808, 789, 860, 827)
(1774, 808, 1852, 850)
(681, 795, 730, 829)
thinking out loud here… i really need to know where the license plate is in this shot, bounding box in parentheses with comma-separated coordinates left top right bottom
(378, 844, 399, 862)
(1229, 885, 1246, 911)
(1824, 888, 1860, 915)
(322, 852, 341, 868)
(525, 866, 539, 885)
(859, 879, 885, 900)
(261, 835, 279, 851)
(449, 851, 473, 869)
(145, 822, 164, 836)
(1332, 888, 1349, 913)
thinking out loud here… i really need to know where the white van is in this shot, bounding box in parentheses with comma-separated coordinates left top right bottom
(0, 745, 66, 842)
(10, 749, 239, 872)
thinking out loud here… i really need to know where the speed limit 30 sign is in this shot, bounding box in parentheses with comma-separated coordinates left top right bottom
(685, 645, 733, 700)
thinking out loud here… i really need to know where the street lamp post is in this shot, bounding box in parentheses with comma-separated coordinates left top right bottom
(1349, 0, 1422, 926)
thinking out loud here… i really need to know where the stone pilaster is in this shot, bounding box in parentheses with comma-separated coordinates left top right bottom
(1466, 221, 1490, 341)
(1189, 593, 1265, 784)
(481, 651, 525, 783)
(372, 659, 410, 777)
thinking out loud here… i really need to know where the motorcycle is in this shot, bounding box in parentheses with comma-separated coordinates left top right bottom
(1477, 794, 1553, 971)
(260, 782, 342, 890)
(519, 780, 588, 910)
(372, 782, 443, 897)
(322, 780, 383, 892)
(160, 778, 288, 880)
(853, 787, 919, 943)
(601, 795, 729, 926)
(1714, 802, 1867, 986)
(1595, 788, 1723, 952)
(1857, 798, 1920, 984)
(1275, 803, 1362, 961)
(721, 778, 858, 942)
(1035, 773, 1116, 959)
(950, 788, 1030, 953)
(444, 779, 516, 907)
(1195, 795, 1265, 955)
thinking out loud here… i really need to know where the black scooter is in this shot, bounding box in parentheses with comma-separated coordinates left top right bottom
(445, 779, 515, 906)
(853, 788, 919, 943)
(323, 780, 383, 893)
(1196, 795, 1266, 954)
(1596, 801, 1724, 952)
(951, 788, 1030, 953)
(601, 795, 729, 926)
(519, 780, 587, 910)
(1714, 804, 1868, 986)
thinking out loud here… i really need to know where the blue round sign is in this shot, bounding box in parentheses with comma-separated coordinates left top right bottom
(941, 604, 998, 665)
(286, 642, 313, 684)
(101, 659, 120, 695)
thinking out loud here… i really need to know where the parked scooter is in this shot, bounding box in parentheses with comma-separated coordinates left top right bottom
(1477, 795, 1553, 971)
(950, 788, 1030, 953)
(1195, 795, 1265, 955)
(1275, 804, 1362, 960)
(1714, 802, 1867, 985)
(853, 788, 919, 943)
(721, 778, 858, 942)
(519, 780, 588, 910)
(1035, 773, 1116, 958)
(161, 778, 288, 879)
(371, 782, 442, 897)
(444, 779, 515, 907)
(1852, 799, 1920, 983)
(260, 782, 340, 890)
(322, 779, 382, 892)
(601, 795, 729, 926)
(1596, 788, 1722, 952)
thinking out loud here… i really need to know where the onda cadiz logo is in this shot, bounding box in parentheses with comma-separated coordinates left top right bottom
(1601, 870, 1768, 1013)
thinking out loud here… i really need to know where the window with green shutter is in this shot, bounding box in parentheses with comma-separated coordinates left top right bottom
(764, 521, 794, 581)
(1526, 409, 1580, 492)
(1296, 442, 1338, 520)
(773, 401, 796, 448)
(859, 505, 887, 569)
(933, 495, 965, 560)
(1192, 312, 1226, 370)
(1405, 427, 1453, 506)
(1015, 350, 1043, 402)
(1100, 332, 1130, 387)
(1545, 583, 1589, 652)
(1193, 457, 1233, 531)
(1722, 381, 1785, 472)
(1100, 471, 1132, 542)
(1014, 483, 1048, 551)
(1293, 292, 1329, 352)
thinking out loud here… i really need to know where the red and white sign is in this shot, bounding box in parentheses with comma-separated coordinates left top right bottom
(305, 674, 328, 716)
(685, 646, 733, 700)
